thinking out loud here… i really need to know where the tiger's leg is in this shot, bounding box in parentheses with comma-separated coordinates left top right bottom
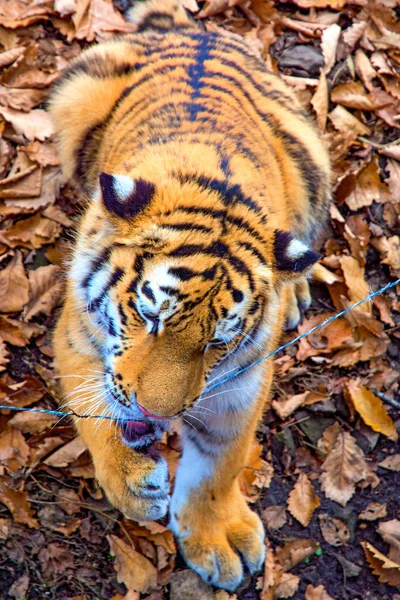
(169, 367, 272, 591)
(54, 305, 170, 521)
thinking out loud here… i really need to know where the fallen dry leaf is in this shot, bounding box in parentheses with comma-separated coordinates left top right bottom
(0, 478, 39, 528)
(321, 23, 341, 74)
(44, 436, 87, 468)
(379, 454, 400, 471)
(378, 520, 400, 564)
(23, 264, 63, 321)
(287, 473, 320, 527)
(362, 541, 400, 587)
(274, 572, 300, 599)
(359, 501, 387, 521)
(320, 431, 368, 506)
(0, 426, 30, 472)
(108, 534, 158, 593)
(0, 106, 53, 140)
(345, 382, 398, 441)
(305, 584, 335, 600)
(318, 514, 349, 546)
(263, 505, 287, 530)
(0, 252, 30, 314)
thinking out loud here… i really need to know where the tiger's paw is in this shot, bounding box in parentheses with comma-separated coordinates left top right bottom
(95, 439, 170, 521)
(170, 500, 265, 591)
(286, 275, 312, 330)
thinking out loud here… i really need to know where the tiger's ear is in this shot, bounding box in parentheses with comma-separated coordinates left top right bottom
(99, 173, 155, 219)
(274, 230, 320, 278)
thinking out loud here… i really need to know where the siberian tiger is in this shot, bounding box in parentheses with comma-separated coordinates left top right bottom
(49, 0, 330, 590)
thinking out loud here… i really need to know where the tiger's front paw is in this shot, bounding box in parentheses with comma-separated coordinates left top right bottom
(286, 276, 312, 330)
(170, 498, 265, 591)
(95, 439, 170, 521)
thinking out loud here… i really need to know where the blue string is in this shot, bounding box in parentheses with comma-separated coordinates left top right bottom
(0, 277, 399, 422)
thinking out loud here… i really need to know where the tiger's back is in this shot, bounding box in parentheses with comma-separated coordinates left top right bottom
(50, 0, 330, 243)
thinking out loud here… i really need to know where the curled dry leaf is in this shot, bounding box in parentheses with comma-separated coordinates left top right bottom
(371, 235, 400, 278)
(0, 107, 53, 141)
(287, 473, 320, 527)
(321, 23, 341, 74)
(44, 436, 87, 468)
(23, 264, 64, 321)
(274, 572, 300, 599)
(361, 541, 400, 587)
(0, 427, 30, 472)
(379, 454, 400, 471)
(263, 505, 287, 530)
(311, 72, 328, 131)
(275, 539, 319, 572)
(273, 391, 328, 420)
(0, 478, 39, 528)
(0, 252, 30, 314)
(328, 105, 370, 136)
(359, 501, 387, 521)
(340, 255, 370, 314)
(378, 520, 400, 563)
(317, 422, 342, 458)
(345, 381, 398, 441)
(318, 514, 349, 546)
(305, 584, 335, 600)
(320, 431, 368, 506)
(107, 534, 158, 593)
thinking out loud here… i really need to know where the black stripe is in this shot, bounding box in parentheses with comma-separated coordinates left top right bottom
(237, 240, 266, 266)
(141, 281, 156, 303)
(164, 222, 212, 233)
(81, 248, 111, 289)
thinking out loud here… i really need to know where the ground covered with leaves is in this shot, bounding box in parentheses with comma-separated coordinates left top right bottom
(0, 0, 399, 599)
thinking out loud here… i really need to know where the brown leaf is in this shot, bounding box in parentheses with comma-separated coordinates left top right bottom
(0, 478, 39, 528)
(359, 501, 387, 521)
(44, 436, 87, 468)
(38, 542, 75, 577)
(0, 106, 53, 140)
(8, 574, 30, 600)
(344, 160, 391, 211)
(320, 431, 368, 506)
(318, 514, 349, 546)
(0, 427, 29, 472)
(371, 235, 400, 277)
(287, 473, 320, 527)
(198, 0, 245, 18)
(23, 264, 63, 321)
(274, 572, 300, 599)
(377, 520, 400, 563)
(317, 422, 342, 458)
(108, 534, 158, 593)
(273, 391, 328, 419)
(331, 81, 392, 110)
(0, 252, 30, 313)
(321, 23, 341, 74)
(311, 72, 328, 131)
(305, 584, 335, 600)
(328, 105, 370, 136)
(379, 454, 400, 471)
(275, 539, 319, 572)
(71, 0, 135, 42)
(362, 541, 400, 587)
(263, 505, 287, 530)
(9, 410, 57, 434)
(345, 382, 398, 441)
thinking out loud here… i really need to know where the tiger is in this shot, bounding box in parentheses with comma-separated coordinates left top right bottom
(49, 0, 330, 591)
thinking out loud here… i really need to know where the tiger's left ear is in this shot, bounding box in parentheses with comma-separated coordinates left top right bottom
(274, 230, 320, 278)
(99, 173, 155, 219)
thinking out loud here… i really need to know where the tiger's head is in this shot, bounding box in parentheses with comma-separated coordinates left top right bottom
(71, 172, 319, 425)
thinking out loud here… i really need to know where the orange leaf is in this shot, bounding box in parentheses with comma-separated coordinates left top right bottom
(287, 473, 320, 527)
(345, 382, 398, 441)
(362, 541, 400, 587)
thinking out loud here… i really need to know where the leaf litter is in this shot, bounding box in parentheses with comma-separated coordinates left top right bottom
(0, 0, 400, 599)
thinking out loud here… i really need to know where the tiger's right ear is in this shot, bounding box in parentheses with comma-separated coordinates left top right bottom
(99, 173, 156, 219)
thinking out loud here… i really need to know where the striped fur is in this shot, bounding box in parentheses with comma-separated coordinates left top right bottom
(50, 0, 330, 591)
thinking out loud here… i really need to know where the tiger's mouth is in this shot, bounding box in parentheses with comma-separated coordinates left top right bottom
(120, 419, 161, 447)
